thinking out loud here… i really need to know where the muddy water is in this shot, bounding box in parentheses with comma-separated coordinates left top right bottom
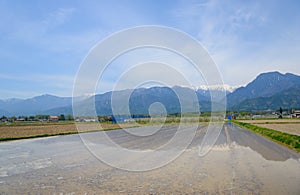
(0, 124, 299, 194)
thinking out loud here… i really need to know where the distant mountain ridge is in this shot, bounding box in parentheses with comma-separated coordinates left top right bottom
(227, 72, 300, 107)
(0, 94, 72, 116)
(231, 86, 300, 111)
(0, 71, 299, 116)
(61, 86, 216, 116)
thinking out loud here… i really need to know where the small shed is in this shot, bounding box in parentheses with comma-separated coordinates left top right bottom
(49, 116, 59, 122)
(292, 110, 300, 118)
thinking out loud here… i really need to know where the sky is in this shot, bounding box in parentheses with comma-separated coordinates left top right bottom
(0, 0, 299, 99)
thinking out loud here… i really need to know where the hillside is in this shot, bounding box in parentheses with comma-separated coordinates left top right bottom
(227, 72, 300, 108)
(0, 94, 72, 116)
(73, 86, 212, 116)
(231, 86, 300, 111)
(0, 71, 299, 115)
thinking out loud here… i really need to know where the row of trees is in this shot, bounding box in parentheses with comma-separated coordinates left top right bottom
(0, 114, 74, 122)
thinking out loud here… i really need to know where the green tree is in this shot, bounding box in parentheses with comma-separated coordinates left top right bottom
(59, 114, 65, 121)
(66, 114, 74, 121)
(278, 107, 283, 118)
(0, 115, 7, 122)
(9, 116, 17, 122)
(36, 114, 49, 120)
(0, 115, 7, 120)
(279, 107, 283, 115)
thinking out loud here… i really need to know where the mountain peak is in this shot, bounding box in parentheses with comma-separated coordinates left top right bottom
(258, 71, 282, 76)
(255, 71, 284, 81)
(1, 71, 300, 115)
(196, 84, 239, 93)
(39, 94, 56, 97)
(227, 71, 300, 109)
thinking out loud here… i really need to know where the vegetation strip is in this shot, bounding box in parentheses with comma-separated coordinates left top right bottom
(0, 132, 77, 141)
(233, 120, 300, 152)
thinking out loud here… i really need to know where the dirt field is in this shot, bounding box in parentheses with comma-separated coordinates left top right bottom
(254, 124, 300, 136)
(239, 119, 300, 124)
(238, 119, 300, 136)
(0, 122, 137, 140)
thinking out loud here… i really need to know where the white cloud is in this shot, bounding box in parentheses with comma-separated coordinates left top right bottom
(170, 0, 300, 86)
(0, 73, 74, 89)
(93, 46, 214, 94)
(0, 72, 75, 99)
(1, 0, 299, 99)
(42, 7, 76, 28)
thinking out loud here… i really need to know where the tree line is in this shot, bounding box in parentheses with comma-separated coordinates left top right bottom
(0, 114, 74, 122)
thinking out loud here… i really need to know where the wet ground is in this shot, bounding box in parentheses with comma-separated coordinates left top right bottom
(0, 123, 299, 194)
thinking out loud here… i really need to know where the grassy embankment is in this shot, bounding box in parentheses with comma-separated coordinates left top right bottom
(233, 120, 300, 152)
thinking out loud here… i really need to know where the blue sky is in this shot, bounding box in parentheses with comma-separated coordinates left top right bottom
(0, 0, 299, 99)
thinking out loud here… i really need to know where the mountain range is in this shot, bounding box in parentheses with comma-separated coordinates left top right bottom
(1, 71, 299, 116)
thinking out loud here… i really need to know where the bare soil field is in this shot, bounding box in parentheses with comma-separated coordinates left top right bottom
(239, 119, 300, 124)
(0, 122, 137, 140)
(253, 124, 300, 136)
(238, 119, 300, 136)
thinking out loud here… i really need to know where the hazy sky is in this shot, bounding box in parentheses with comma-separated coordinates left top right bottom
(0, 0, 299, 99)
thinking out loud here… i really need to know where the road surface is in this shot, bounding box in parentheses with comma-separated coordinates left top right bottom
(0, 123, 300, 194)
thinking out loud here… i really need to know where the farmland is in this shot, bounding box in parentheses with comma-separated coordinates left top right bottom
(234, 119, 300, 152)
(1, 123, 300, 194)
(238, 119, 300, 136)
(0, 122, 137, 141)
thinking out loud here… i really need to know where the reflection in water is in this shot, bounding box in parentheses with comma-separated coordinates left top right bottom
(0, 124, 300, 194)
(222, 124, 300, 161)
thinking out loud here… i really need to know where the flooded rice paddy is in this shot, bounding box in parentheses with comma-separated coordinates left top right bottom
(0, 123, 299, 194)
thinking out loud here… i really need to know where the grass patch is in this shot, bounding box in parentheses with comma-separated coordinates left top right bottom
(233, 120, 300, 152)
(0, 132, 77, 141)
(0, 121, 75, 127)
